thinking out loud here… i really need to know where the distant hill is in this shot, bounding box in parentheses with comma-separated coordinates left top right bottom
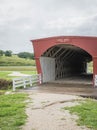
(0, 55, 35, 66)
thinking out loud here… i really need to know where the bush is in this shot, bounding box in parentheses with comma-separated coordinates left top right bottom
(17, 52, 34, 60)
(0, 50, 4, 56)
(0, 79, 12, 90)
(5, 50, 12, 57)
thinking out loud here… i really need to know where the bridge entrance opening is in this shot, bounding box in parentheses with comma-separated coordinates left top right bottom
(40, 44, 93, 85)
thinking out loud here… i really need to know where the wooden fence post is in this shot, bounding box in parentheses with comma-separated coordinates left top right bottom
(23, 78, 26, 88)
(13, 79, 15, 91)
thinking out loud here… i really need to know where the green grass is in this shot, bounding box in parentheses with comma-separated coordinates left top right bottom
(64, 99, 97, 130)
(0, 71, 37, 80)
(0, 90, 7, 95)
(0, 71, 12, 79)
(0, 66, 37, 80)
(0, 93, 28, 130)
(0, 55, 35, 66)
(87, 61, 93, 73)
(0, 66, 36, 71)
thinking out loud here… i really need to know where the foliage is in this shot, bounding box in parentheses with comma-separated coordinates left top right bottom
(64, 99, 97, 130)
(17, 52, 34, 60)
(0, 50, 4, 56)
(87, 61, 93, 73)
(0, 79, 12, 89)
(5, 50, 12, 57)
(0, 55, 35, 66)
(0, 93, 28, 130)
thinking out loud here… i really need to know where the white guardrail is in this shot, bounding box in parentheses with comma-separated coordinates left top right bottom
(13, 74, 42, 91)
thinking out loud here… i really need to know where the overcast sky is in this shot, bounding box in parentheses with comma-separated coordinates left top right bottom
(0, 0, 97, 53)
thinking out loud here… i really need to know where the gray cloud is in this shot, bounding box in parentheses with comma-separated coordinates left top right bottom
(0, 0, 97, 53)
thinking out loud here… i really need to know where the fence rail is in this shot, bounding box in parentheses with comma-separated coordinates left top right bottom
(13, 74, 42, 91)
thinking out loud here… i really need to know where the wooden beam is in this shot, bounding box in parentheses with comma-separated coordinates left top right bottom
(52, 47, 63, 58)
(56, 48, 69, 59)
(44, 47, 55, 57)
(62, 50, 73, 60)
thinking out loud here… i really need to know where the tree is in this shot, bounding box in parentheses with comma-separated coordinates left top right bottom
(17, 52, 30, 59)
(5, 50, 12, 57)
(29, 53, 34, 60)
(0, 50, 4, 56)
(17, 52, 34, 60)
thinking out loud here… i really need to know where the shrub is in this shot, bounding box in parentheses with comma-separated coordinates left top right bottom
(0, 50, 4, 56)
(0, 79, 12, 90)
(5, 50, 12, 57)
(17, 52, 34, 60)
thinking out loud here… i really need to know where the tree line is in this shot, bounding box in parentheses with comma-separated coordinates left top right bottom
(0, 50, 34, 60)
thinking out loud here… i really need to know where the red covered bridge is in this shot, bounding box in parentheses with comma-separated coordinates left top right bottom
(31, 36, 97, 87)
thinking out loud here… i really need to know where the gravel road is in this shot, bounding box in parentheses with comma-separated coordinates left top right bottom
(22, 92, 90, 130)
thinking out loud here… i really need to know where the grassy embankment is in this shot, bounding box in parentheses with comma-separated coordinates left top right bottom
(0, 55, 35, 66)
(64, 99, 97, 130)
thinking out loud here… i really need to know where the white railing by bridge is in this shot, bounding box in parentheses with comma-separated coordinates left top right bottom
(13, 74, 42, 91)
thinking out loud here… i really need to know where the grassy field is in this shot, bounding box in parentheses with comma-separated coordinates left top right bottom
(0, 55, 37, 80)
(0, 66, 37, 80)
(0, 66, 36, 71)
(0, 71, 37, 80)
(0, 93, 28, 130)
(0, 55, 35, 66)
(64, 99, 97, 130)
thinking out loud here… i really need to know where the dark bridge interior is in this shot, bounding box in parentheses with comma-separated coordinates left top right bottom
(42, 44, 92, 82)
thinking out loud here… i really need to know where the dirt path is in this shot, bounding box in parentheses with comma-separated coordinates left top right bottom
(8, 71, 30, 76)
(22, 92, 90, 130)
